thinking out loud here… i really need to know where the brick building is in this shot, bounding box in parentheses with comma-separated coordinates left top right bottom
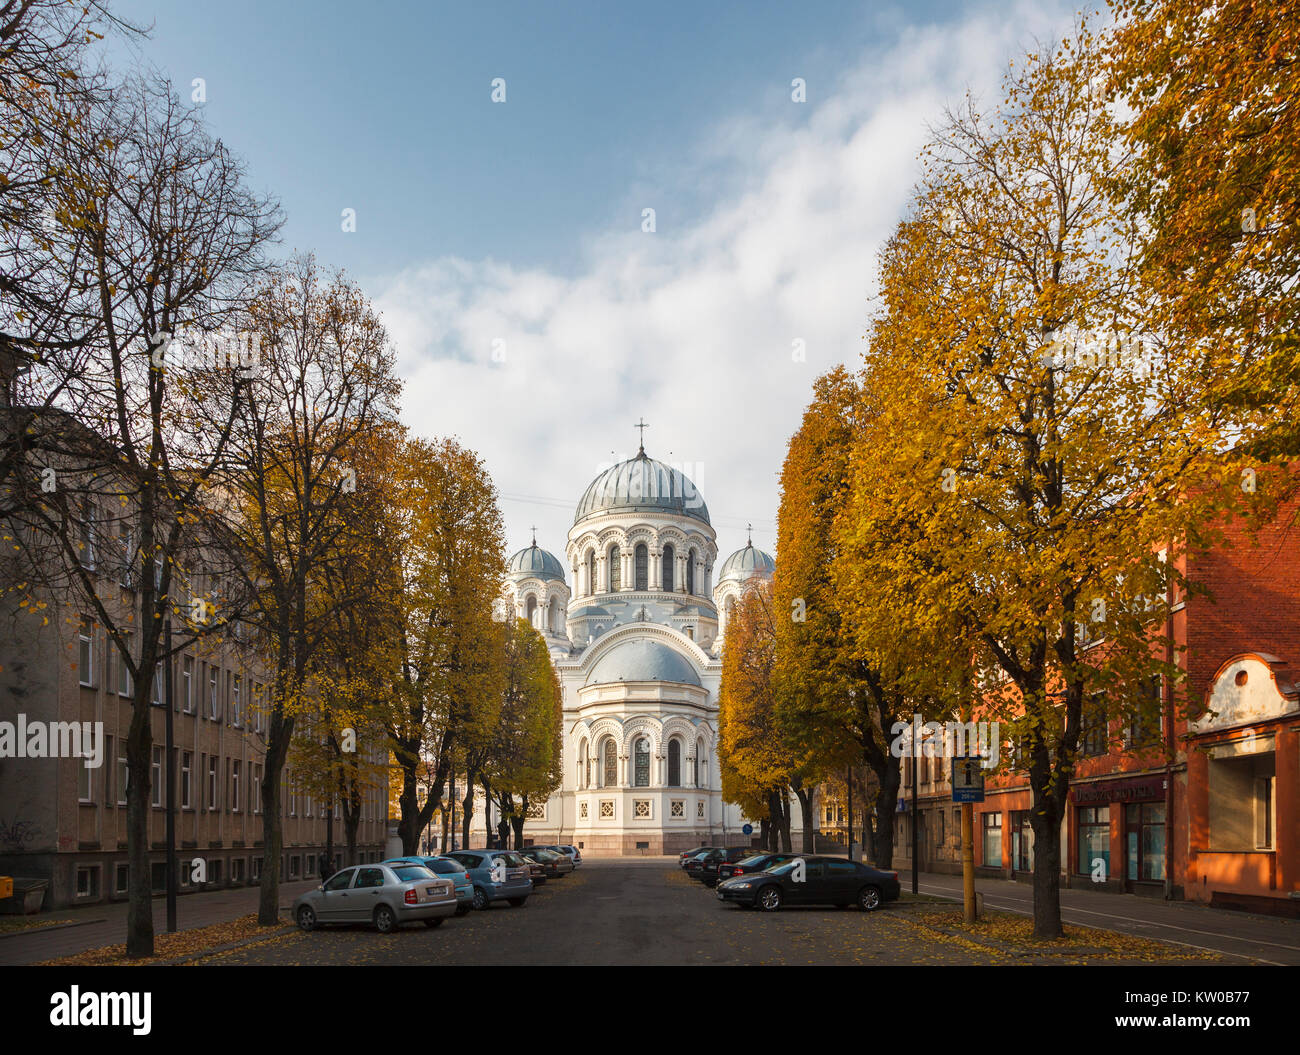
(893, 480, 1300, 916)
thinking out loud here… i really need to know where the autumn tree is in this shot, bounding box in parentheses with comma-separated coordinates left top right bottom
(1109, 0, 1300, 463)
(852, 24, 1252, 936)
(207, 254, 400, 924)
(483, 616, 562, 849)
(772, 366, 918, 867)
(384, 435, 507, 856)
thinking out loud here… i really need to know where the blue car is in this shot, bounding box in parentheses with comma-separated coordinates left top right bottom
(445, 849, 533, 910)
(382, 857, 474, 916)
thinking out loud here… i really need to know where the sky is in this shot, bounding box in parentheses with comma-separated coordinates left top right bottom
(107, 0, 1079, 568)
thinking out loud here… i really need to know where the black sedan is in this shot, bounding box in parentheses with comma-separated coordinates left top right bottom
(697, 846, 762, 887)
(715, 856, 900, 911)
(714, 851, 801, 883)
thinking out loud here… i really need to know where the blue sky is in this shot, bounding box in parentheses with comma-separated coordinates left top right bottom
(108, 0, 1078, 566)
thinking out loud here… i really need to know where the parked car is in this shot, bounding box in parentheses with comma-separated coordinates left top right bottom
(679, 846, 715, 869)
(697, 846, 762, 887)
(682, 849, 720, 879)
(293, 862, 458, 933)
(715, 851, 802, 882)
(522, 847, 574, 878)
(445, 849, 534, 909)
(545, 844, 583, 867)
(381, 857, 474, 916)
(715, 856, 900, 912)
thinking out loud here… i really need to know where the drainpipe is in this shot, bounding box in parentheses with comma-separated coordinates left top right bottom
(1163, 555, 1175, 900)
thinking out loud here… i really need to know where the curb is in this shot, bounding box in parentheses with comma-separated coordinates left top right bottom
(0, 918, 105, 941)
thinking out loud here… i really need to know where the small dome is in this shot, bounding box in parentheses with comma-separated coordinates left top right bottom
(584, 639, 701, 687)
(717, 542, 775, 584)
(507, 543, 566, 582)
(574, 451, 710, 527)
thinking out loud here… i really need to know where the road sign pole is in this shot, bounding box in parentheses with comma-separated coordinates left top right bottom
(961, 801, 976, 922)
(910, 745, 918, 895)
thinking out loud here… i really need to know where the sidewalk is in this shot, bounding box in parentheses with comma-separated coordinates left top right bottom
(911, 871, 1300, 965)
(0, 879, 319, 966)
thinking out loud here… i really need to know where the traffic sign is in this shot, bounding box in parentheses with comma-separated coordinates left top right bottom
(951, 756, 985, 802)
(742, 823, 753, 835)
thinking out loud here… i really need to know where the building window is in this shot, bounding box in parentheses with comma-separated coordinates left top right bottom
(181, 752, 192, 809)
(252, 765, 262, 814)
(634, 799, 651, 819)
(981, 812, 1002, 868)
(633, 737, 650, 787)
(1208, 748, 1275, 852)
(667, 739, 681, 786)
(78, 757, 92, 803)
(117, 634, 133, 696)
(150, 662, 163, 705)
(586, 550, 596, 596)
(602, 738, 617, 787)
(1010, 811, 1034, 871)
(181, 656, 193, 712)
(207, 756, 218, 811)
(671, 800, 684, 818)
(608, 545, 621, 591)
(76, 866, 100, 899)
(661, 544, 674, 590)
(79, 500, 97, 570)
(685, 549, 695, 595)
(599, 800, 614, 820)
(114, 863, 128, 895)
(78, 619, 94, 686)
(231, 760, 241, 812)
(579, 800, 588, 819)
(1077, 805, 1110, 879)
(1079, 694, 1108, 757)
(1124, 676, 1162, 749)
(696, 801, 705, 819)
(208, 666, 219, 720)
(634, 543, 648, 590)
(231, 675, 241, 726)
(1125, 802, 1166, 881)
(117, 746, 128, 806)
(526, 800, 545, 820)
(151, 746, 163, 807)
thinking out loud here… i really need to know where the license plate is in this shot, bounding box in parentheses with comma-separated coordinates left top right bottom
(426, 887, 436, 895)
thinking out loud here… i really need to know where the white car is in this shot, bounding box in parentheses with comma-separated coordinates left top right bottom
(293, 862, 458, 933)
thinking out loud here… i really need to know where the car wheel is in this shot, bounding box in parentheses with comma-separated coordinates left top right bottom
(472, 887, 490, 910)
(758, 886, 783, 912)
(423, 917, 444, 928)
(858, 885, 882, 911)
(454, 904, 472, 917)
(296, 905, 317, 932)
(508, 897, 527, 907)
(373, 904, 397, 933)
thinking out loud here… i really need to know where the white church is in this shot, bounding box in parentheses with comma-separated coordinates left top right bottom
(482, 437, 777, 854)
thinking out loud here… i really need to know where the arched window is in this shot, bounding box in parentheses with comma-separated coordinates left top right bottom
(633, 737, 650, 787)
(661, 544, 675, 590)
(608, 544, 621, 591)
(586, 549, 597, 595)
(525, 595, 537, 626)
(695, 741, 706, 786)
(634, 543, 648, 590)
(602, 738, 617, 787)
(579, 739, 589, 789)
(686, 548, 696, 595)
(668, 739, 681, 786)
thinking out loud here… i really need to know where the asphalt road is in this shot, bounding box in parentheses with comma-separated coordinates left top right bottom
(199, 858, 998, 966)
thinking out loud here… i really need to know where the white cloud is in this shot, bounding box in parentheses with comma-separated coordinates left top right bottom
(373, 0, 1073, 568)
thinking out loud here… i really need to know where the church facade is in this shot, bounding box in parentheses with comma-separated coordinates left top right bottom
(489, 444, 775, 854)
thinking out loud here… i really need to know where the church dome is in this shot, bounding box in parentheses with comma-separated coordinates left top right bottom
(574, 450, 710, 528)
(717, 542, 775, 584)
(584, 638, 701, 687)
(507, 542, 566, 582)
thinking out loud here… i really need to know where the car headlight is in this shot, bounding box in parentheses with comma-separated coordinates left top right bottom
(731, 882, 752, 889)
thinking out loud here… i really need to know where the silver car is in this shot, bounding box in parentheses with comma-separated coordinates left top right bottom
(293, 862, 458, 933)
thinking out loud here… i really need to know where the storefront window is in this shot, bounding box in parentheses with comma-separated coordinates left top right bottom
(1077, 805, 1110, 879)
(981, 812, 1002, 867)
(1125, 802, 1166, 881)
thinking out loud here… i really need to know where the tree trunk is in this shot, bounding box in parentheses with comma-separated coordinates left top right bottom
(510, 814, 525, 849)
(1030, 783, 1066, 938)
(461, 777, 474, 850)
(868, 759, 901, 869)
(777, 789, 792, 852)
(794, 786, 814, 852)
(482, 778, 494, 846)
(124, 705, 154, 958)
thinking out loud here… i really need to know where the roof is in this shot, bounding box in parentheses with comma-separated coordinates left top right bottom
(574, 450, 710, 527)
(584, 638, 702, 687)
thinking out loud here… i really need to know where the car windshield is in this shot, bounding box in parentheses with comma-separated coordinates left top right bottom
(736, 855, 768, 866)
(427, 859, 464, 874)
(391, 865, 434, 882)
(766, 861, 798, 875)
(500, 852, 527, 867)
